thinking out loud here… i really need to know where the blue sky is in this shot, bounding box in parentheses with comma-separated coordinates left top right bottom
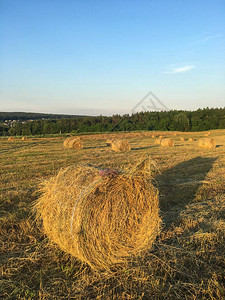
(0, 0, 225, 115)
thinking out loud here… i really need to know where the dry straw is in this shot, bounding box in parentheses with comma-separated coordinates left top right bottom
(8, 136, 14, 141)
(198, 138, 216, 149)
(63, 137, 82, 150)
(160, 138, 174, 147)
(68, 138, 83, 150)
(22, 137, 27, 140)
(111, 139, 130, 152)
(180, 137, 185, 141)
(154, 138, 162, 145)
(106, 138, 116, 146)
(189, 138, 194, 142)
(35, 159, 161, 271)
(159, 135, 163, 139)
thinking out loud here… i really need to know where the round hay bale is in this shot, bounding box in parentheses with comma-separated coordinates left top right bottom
(68, 138, 83, 150)
(198, 138, 216, 149)
(159, 135, 163, 139)
(63, 137, 75, 148)
(173, 133, 177, 136)
(188, 138, 194, 142)
(35, 164, 161, 270)
(22, 136, 27, 140)
(160, 138, 174, 147)
(63, 136, 80, 148)
(154, 138, 162, 145)
(106, 138, 116, 146)
(111, 139, 130, 152)
(8, 136, 14, 141)
(205, 133, 210, 137)
(152, 135, 155, 138)
(180, 137, 185, 141)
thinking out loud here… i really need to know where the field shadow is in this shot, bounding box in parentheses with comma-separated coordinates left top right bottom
(132, 145, 156, 150)
(156, 156, 218, 227)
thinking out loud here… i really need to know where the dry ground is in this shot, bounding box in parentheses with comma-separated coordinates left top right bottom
(1, 130, 225, 299)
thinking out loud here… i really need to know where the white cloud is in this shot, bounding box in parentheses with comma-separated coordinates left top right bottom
(164, 65, 195, 74)
(199, 33, 223, 43)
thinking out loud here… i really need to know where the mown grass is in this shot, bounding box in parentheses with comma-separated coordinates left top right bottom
(1, 130, 225, 299)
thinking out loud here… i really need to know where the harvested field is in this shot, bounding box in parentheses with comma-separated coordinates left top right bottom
(1, 129, 225, 299)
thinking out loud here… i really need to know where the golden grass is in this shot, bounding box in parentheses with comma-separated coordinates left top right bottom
(1, 129, 225, 299)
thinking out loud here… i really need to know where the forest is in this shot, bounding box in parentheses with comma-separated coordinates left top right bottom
(1, 107, 225, 136)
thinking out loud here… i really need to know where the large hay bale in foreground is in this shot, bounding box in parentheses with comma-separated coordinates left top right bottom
(154, 138, 162, 145)
(198, 138, 216, 149)
(35, 163, 161, 270)
(111, 139, 130, 152)
(160, 138, 174, 147)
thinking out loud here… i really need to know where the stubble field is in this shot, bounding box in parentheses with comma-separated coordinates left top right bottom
(1, 130, 225, 299)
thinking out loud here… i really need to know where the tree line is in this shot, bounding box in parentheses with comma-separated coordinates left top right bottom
(1, 107, 225, 136)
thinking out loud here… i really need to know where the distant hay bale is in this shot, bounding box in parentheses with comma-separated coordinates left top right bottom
(63, 137, 81, 149)
(205, 133, 210, 137)
(180, 137, 186, 141)
(152, 135, 155, 138)
(173, 133, 177, 136)
(68, 138, 83, 150)
(198, 138, 216, 149)
(111, 139, 130, 152)
(22, 137, 27, 140)
(189, 138, 194, 141)
(35, 162, 161, 270)
(106, 138, 116, 146)
(8, 136, 14, 141)
(154, 138, 162, 145)
(160, 138, 174, 147)
(159, 135, 163, 139)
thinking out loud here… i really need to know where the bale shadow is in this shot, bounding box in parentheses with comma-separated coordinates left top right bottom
(156, 156, 218, 227)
